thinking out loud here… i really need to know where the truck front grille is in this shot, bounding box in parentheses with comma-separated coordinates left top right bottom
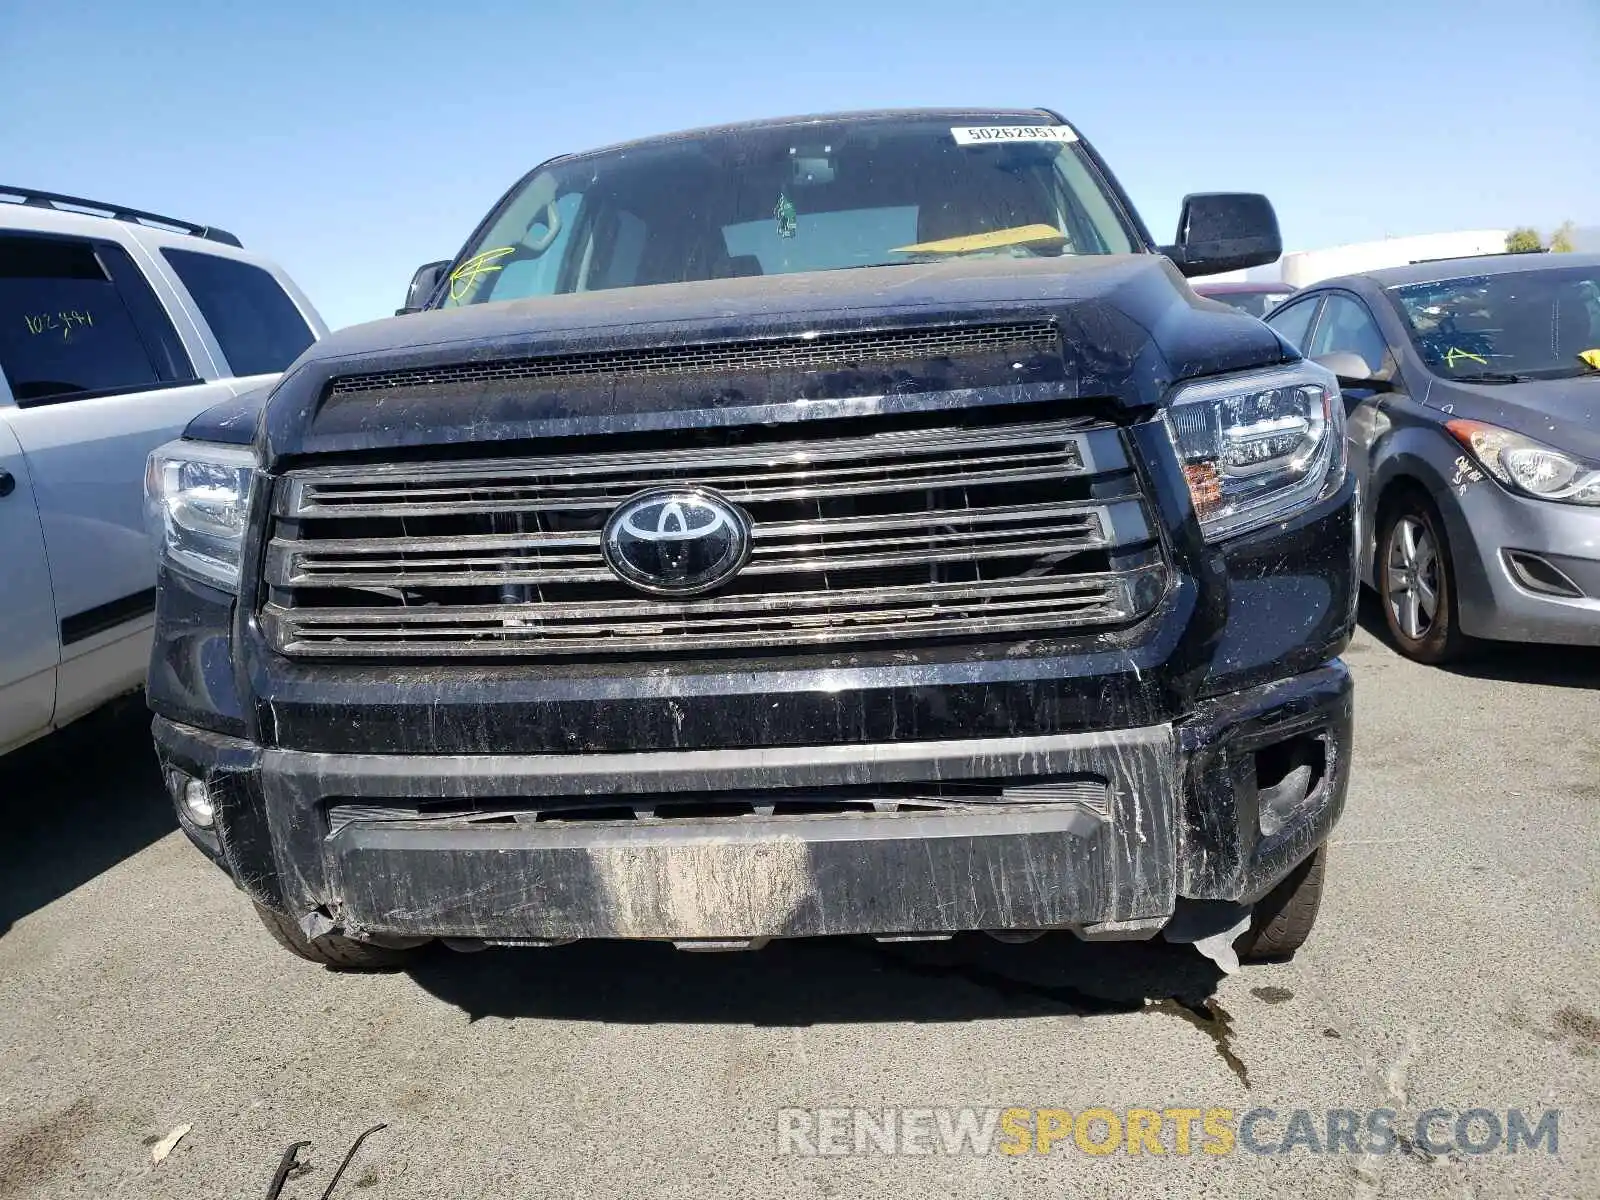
(260, 403, 1167, 659)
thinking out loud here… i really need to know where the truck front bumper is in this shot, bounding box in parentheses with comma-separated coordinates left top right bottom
(154, 663, 1351, 943)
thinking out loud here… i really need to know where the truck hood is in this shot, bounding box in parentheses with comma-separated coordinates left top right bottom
(235, 254, 1291, 464)
(184, 380, 275, 446)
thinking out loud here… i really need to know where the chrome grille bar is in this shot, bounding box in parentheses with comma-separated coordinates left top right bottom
(263, 567, 1165, 657)
(264, 499, 1148, 590)
(276, 419, 1122, 517)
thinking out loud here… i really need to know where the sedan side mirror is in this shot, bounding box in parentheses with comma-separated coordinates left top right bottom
(1312, 352, 1395, 393)
(397, 260, 451, 316)
(1162, 193, 1282, 278)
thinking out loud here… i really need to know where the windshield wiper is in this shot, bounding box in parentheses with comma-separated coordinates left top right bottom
(1450, 371, 1532, 384)
(837, 247, 1060, 270)
(886, 249, 1054, 265)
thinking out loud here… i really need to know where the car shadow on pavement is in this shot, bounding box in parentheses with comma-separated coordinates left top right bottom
(0, 700, 174, 938)
(1355, 591, 1600, 688)
(404, 932, 1227, 1028)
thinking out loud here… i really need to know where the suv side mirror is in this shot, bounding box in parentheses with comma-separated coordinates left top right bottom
(397, 260, 451, 316)
(1163, 194, 1282, 278)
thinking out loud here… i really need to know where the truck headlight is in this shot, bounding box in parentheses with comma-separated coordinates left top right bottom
(1163, 362, 1346, 540)
(1446, 419, 1600, 506)
(145, 441, 256, 592)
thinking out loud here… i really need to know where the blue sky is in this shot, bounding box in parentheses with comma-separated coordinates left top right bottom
(3, 0, 1595, 330)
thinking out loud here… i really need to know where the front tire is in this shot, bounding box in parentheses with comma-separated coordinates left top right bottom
(253, 903, 420, 970)
(1378, 490, 1469, 664)
(1235, 846, 1327, 962)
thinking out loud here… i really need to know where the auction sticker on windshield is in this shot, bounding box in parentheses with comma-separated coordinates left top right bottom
(951, 125, 1078, 145)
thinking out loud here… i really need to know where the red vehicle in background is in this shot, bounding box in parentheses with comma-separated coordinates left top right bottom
(1194, 280, 1296, 319)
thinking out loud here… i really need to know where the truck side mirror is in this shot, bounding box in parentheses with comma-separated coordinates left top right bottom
(397, 260, 451, 316)
(1163, 194, 1282, 278)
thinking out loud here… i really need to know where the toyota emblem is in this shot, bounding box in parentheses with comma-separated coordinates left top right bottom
(601, 487, 752, 596)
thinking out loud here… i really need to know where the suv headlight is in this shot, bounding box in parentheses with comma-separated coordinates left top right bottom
(145, 441, 256, 592)
(1446, 419, 1600, 505)
(1163, 362, 1346, 540)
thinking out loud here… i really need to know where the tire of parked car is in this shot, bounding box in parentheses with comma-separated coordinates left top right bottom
(253, 903, 423, 970)
(1377, 488, 1471, 664)
(1234, 845, 1326, 962)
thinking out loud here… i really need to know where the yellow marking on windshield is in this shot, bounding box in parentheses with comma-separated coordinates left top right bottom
(1579, 349, 1600, 371)
(890, 224, 1067, 255)
(448, 247, 516, 303)
(1444, 347, 1489, 368)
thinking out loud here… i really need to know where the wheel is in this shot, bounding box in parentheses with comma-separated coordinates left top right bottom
(1235, 845, 1326, 962)
(252, 903, 420, 970)
(1377, 490, 1470, 664)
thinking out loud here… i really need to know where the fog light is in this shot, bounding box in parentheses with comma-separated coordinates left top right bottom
(167, 770, 215, 829)
(182, 780, 215, 828)
(1504, 550, 1584, 599)
(1254, 735, 1327, 838)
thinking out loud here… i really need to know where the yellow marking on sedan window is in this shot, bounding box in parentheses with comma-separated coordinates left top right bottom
(1578, 349, 1600, 371)
(448, 247, 516, 302)
(1443, 347, 1489, 368)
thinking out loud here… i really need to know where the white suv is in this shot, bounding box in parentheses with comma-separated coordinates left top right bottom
(0, 187, 326, 756)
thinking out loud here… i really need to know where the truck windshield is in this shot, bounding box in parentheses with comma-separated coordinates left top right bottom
(440, 117, 1138, 307)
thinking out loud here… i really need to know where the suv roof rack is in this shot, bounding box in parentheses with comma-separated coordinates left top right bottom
(0, 185, 243, 248)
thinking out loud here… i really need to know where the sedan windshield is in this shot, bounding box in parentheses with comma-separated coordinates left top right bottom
(1388, 264, 1600, 381)
(440, 117, 1137, 307)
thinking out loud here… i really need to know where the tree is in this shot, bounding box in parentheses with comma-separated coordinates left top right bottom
(1506, 227, 1544, 253)
(1549, 220, 1577, 253)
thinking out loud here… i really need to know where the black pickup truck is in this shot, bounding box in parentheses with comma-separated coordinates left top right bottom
(145, 109, 1355, 969)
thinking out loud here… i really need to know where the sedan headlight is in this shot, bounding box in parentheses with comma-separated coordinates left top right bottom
(1446, 419, 1600, 505)
(1163, 362, 1346, 540)
(145, 441, 257, 592)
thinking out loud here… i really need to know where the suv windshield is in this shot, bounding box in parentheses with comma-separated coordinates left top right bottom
(440, 116, 1137, 306)
(1388, 264, 1600, 381)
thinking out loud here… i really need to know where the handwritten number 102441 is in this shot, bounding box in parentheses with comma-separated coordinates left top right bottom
(25, 310, 94, 339)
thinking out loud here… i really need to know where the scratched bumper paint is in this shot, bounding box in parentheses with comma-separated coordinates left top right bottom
(332, 810, 1111, 940)
(152, 665, 1350, 942)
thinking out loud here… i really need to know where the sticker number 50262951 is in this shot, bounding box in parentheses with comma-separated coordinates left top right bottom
(951, 125, 1078, 146)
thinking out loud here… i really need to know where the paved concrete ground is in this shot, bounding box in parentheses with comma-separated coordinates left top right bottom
(2, 609, 1596, 1199)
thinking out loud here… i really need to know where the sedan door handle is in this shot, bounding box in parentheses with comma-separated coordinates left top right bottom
(0, 469, 14, 498)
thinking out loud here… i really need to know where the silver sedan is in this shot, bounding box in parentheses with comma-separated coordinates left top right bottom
(1264, 252, 1600, 663)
